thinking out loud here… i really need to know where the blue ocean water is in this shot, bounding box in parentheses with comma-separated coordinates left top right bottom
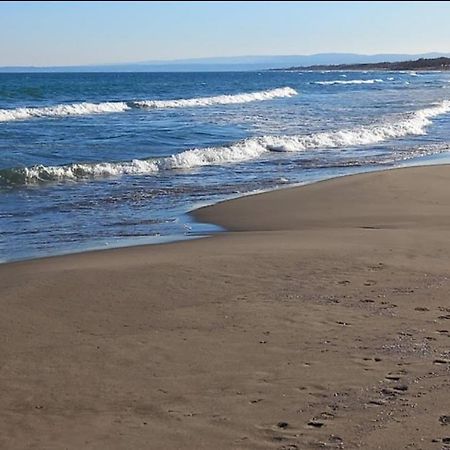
(1, 71, 450, 262)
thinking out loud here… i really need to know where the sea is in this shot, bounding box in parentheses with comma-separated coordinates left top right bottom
(1, 70, 450, 262)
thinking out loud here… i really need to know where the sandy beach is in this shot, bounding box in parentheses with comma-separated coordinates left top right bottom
(1, 165, 450, 449)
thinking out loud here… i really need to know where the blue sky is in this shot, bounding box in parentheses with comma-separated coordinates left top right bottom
(1, 1, 450, 66)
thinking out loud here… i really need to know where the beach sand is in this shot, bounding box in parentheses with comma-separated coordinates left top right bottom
(1, 165, 449, 449)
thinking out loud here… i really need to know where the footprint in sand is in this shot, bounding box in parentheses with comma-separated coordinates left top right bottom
(438, 314, 450, 320)
(381, 388, 397, 397)
(307, 420, 325, 428)
(306, 411, 335, 429)
(392, 384, 408, 392)
(367, 399, 386, 406)
(318, 412, 335, 420)
(385, 374, 401, 381)
(433, 358, 450, 365)
(360, 298, 375, 303)
(432, 437, 450, 445)
(328, 435, 344, 445)
(363, 357, 382, 362)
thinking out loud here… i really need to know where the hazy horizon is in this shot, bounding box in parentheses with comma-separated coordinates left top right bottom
(1, 51, 450, 69)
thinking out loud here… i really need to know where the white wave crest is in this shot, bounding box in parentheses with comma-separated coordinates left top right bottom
(314, 79, 384, 86)
(14, 159, 159, 184)
(4, 100, 449, 184)
(0, 87, 298, 122)
(0, 102, 130, 122)
(260, 100, 450, 151)
(13, 140, 269, 183)
(132, 87, 298, 108)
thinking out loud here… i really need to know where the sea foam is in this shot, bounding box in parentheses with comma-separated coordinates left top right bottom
(0, 87, 298, 122)
(133, 87, 298, 108)
(314, 79, 384, 86)
(2, 100, 449, 185)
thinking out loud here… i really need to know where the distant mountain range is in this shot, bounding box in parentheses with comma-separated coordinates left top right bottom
(277, 57, 450, 72)
(1, 53, 450, 73)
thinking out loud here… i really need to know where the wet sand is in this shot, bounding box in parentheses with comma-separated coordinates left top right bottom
(1, 165, 449, 449)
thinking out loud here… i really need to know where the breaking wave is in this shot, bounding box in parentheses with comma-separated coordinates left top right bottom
(2, 100, 449, 185)
(0, 102, 130, 122)
(133, 87, 298, 108)
(314, 79, 384, 85)
(0, 87, 298, 122)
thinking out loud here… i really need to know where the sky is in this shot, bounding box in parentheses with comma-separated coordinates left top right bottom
(1, 1, 450, 67)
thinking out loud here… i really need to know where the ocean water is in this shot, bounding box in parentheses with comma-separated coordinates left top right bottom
(1, 71, 450, 262)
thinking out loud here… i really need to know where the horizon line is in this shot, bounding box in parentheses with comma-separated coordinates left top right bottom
(1, 51, 449, 69)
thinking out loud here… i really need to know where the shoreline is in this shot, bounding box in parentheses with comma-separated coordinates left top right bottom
(1, 160, 445, 266)
(1, 164, 450, 449)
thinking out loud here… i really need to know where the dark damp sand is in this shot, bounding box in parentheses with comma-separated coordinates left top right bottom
(1, 165, 450, 449)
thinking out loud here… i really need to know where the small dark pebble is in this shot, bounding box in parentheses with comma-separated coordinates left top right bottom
(415, 307, 430, 311)
(443, 437, 450, 444)
(440, 415, 450, 425)
(277, 421, 289, 429)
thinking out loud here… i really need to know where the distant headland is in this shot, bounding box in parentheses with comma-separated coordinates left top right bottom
(1, 53, 449, 73)
(275, 57, 450, 72)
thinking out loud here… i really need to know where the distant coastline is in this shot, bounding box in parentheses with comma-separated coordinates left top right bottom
(273, 56, 450, 72)
(1, 53, 449, 73)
